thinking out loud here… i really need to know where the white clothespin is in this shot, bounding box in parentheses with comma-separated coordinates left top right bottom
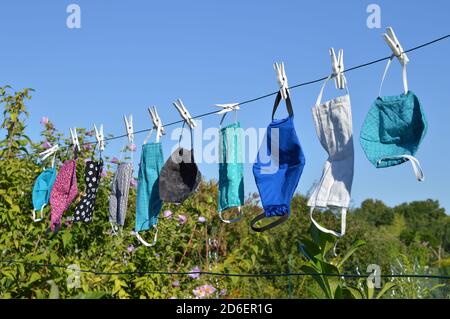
(40, 144, 59, 168)
(124, 115, 134, 144)
(213, 103, 240, 126)
(148, 106, 165, 143)
(69, 128, 80, 151)
(173, 99, 196, 129)
(94, 124, 105, 152)
(214, 103, 240, 114)
(330, 48, 345, 89)
(274, 62, 289, 100)
(383, 27, 409, 66)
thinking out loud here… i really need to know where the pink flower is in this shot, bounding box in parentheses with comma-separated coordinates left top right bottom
(172, 280, 180, 287)
(40, 116, 49, 125)
(193, 284, 216, 299)
(83, 143, 93, 151)
(198, 216, 206, 223)
(163, 210, 173, 218)
(111, 157, 120, 164)
(127, 245, 135, 253)
(177, 214, 187, 225)
(41, 141, 51, 149)
(129, 143, 137, 152)
(220, 289, 227, 296)
(188, 266, 201, 279)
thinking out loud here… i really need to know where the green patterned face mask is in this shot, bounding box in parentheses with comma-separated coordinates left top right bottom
(218, 122, 244, 223)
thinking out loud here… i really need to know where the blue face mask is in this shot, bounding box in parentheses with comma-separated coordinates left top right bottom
(135, 142, 164, 246)
(360, 57, 427, 181)
(251, 92, 306, 231)
(32, 167, 57, 222)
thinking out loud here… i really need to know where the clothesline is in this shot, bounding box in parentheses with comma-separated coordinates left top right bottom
(1, 259, 449, 280)
(8, 33, 450, 160)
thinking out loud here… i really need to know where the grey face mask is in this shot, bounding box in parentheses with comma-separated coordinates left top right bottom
(159, 127, 201, 204)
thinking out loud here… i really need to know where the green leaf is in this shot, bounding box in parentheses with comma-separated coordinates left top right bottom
(70, 292, 107, 299)
(336, 240, 365, 269)
(376, 282, 396, 299)
(27, 272, 41, 285)
(344, 286, 364, 299)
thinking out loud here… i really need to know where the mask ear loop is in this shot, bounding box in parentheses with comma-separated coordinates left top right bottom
(379, 55, 408, 97)
(133, 224, 158, 247)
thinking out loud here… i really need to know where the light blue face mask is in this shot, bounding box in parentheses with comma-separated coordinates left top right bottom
(32, 167, 57, 222)
(134, 142, 164, 247)
(218, 121, 245, 223)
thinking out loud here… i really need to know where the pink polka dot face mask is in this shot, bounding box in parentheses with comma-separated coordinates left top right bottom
(50, 159, 78, 231)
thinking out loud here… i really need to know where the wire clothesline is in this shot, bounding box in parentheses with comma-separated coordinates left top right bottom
(8, 33, 450, 160)
(1, 259, 449, 280)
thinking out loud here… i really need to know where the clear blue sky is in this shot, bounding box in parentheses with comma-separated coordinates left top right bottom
(1, 0, 449, 212)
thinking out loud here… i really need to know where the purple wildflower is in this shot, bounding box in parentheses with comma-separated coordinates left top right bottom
(163, 210, 173, 218)
(177, 214, 187, 225)
(188, 266, 201, 279)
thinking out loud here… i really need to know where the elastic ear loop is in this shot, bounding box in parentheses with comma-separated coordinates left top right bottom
(309, 206, 347, 238)
(379, 56, 408, 97)
(250, 213, 289, 232)
(377, 155, 424, 181)
(134, 224, 158, 247)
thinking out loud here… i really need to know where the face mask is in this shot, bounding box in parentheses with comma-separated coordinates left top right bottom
(159, 127, 201, 204)
(109, 162, 133, 228)
(251, 92, 305, 232)
(50, 159, 78, 232)
(360, 57, 427, 181)
(73, 159, 103, 223)
(135, 142, 164, 246)
(308, 75, 354, 237)
(32, 167, 57, 222)
(218, 121, 245, 223)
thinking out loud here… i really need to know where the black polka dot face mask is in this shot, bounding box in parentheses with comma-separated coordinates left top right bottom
(74, 159, 104, 223)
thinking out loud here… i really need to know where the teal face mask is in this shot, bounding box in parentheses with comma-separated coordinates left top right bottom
(218, 121, 245, 223)
(360, 56, 427, 181)
(32, 167, 57, 222)
(135, 142, 164, 247)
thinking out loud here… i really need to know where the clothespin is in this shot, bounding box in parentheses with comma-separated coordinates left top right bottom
(330, 48, 345, 89)
(173, 99, 196, 129)
(124, 115, 134, 144)
(40, 144, 59, 168)
(273, 62, 289, 100)
(383, 27, 409, 66)
(69, 128, 80, 151)
(94, 124, 105, 152)
(213, 103, 240, 126)
(148, 106, 165, 142)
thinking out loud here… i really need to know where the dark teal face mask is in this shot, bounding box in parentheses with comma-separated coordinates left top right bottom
(32, 167, 57, 222)
(218, 121, 245, 223)
(360, 57, 427, 181)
